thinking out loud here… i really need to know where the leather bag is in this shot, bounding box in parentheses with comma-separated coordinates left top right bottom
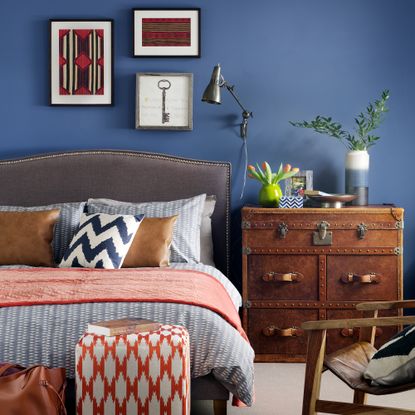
(0, 363, 66, 415)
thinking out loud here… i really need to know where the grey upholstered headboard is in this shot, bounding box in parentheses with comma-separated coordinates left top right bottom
(0, 150, 231, 276)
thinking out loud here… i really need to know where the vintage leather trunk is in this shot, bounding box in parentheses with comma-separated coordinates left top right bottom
(241, 206, 404, 362)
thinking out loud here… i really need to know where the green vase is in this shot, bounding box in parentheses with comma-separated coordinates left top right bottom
(258, 184, 283, 208)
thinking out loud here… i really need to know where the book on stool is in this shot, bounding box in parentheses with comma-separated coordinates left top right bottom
(87, 317, 161, 336)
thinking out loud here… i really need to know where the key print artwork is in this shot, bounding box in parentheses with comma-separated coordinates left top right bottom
(59, 29, 105, 96)
(157, 79, 171, 124)
(50, 20, 113, 105)
(136, 73, 193, 131)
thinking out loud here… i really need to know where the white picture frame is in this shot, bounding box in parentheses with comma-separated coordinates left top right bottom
(285, 170, 314, 197)
(135, 73, 193, 131)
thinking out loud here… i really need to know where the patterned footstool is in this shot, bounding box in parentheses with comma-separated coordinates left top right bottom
(75, 324, 190, 415)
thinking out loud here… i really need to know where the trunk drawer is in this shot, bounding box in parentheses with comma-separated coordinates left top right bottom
(327, 255, 399, 301)
(326, 309, 398, 354)
(248, 308, 318, 355)
(248, 255, 319, 301)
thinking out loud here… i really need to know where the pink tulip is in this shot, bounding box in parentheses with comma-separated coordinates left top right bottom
(248, 165, 256, 172)
(283, 164, 291, 173)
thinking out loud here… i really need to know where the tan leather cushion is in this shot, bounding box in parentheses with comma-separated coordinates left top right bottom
(0, 209, 60, 266)
(123, 216, 177, 268)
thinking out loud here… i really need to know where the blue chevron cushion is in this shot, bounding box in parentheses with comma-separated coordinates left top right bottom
(59, 212, 144, 269)
(364, 325, 415, 386)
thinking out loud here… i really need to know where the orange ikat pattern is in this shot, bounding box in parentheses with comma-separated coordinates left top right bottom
(75, 324, 190, 415)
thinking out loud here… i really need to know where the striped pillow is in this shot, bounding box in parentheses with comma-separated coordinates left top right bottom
(60, 212, 144, 269)
(0, 202, 86, 264)
(364, 325, 415, 386)
(87, 194, 206, 263)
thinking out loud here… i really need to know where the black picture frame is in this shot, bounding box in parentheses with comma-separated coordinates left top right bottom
(49, 19, 114, 106)
(132, 8, 201, 58)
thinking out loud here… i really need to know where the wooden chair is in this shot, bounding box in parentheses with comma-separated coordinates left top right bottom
(301, 299, 415, 415)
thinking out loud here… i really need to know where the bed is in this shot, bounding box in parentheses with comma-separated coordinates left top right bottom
(0, 150, 254, 415)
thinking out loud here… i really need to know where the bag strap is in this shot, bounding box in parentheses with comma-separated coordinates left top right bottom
(40, 379, 67, 415)
(0, 363, 24, 377)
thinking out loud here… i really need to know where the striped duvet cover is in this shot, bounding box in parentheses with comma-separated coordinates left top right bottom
(0, 264, 254, 406)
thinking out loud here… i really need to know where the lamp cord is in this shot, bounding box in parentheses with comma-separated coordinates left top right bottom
(240, 137, 248, 199)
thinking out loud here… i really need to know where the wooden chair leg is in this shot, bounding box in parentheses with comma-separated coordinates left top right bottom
(353, 389, 367, 405)
(359, 310, 379, 346)
(213, 399, 227, 415)
(354, 309, 377, 405)
(302, 329, 327, 415)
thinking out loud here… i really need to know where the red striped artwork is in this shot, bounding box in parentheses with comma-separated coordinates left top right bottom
(142, 18, 191, 47)
(59, 29, 104, 95)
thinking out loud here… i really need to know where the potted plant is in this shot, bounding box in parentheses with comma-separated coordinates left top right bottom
(290, 90, 390, 205)
(248, 162, 299, 207)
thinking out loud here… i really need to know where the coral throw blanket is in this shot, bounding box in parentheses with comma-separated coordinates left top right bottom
(0, 267, 247, 342)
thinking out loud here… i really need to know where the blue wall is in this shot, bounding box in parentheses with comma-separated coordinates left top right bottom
(1, 0, 414, 295)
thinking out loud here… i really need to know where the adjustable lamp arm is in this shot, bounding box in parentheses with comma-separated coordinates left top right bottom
(221, 78, 253, 138)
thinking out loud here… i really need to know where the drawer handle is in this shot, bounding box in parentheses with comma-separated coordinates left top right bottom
(262, 272, 304, 283)
(340, 327, 383, 338)
(340, 328, 357, 337)
(340, 273, 381, 284)
(262, 325, 304, 337)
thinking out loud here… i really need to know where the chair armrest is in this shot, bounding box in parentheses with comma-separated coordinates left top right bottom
(356, 300, 415, 311)
(301, 315, 415, 331)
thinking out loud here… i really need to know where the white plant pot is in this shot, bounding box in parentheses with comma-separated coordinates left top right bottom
(345, 150, 369, 206)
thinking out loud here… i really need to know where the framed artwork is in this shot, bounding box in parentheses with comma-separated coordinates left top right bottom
(133, 8, 200, 58)
(50, 19, 114, 106)
(136, 73, 193, 131)
(285, 170, 313, 197)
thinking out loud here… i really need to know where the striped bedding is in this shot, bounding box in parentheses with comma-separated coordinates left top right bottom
(0, 264, 254, 406)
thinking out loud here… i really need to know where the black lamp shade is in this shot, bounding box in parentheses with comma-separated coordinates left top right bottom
(201, 64, 222, 104)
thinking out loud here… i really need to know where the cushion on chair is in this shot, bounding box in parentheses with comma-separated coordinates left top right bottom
(364, 325, 415, 387)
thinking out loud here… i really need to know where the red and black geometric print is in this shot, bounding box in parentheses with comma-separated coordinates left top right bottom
(59, 29, 104, 96)
(142, 18, 191, 47)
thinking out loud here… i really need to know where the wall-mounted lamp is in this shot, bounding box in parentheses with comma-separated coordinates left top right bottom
(202, 64, 253, 138)
(202, 64, 253, 198)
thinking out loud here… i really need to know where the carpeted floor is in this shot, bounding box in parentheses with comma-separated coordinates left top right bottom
(191, 363, 415, 414)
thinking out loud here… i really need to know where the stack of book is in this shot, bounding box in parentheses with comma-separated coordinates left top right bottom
(87, 318, 161, 336)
